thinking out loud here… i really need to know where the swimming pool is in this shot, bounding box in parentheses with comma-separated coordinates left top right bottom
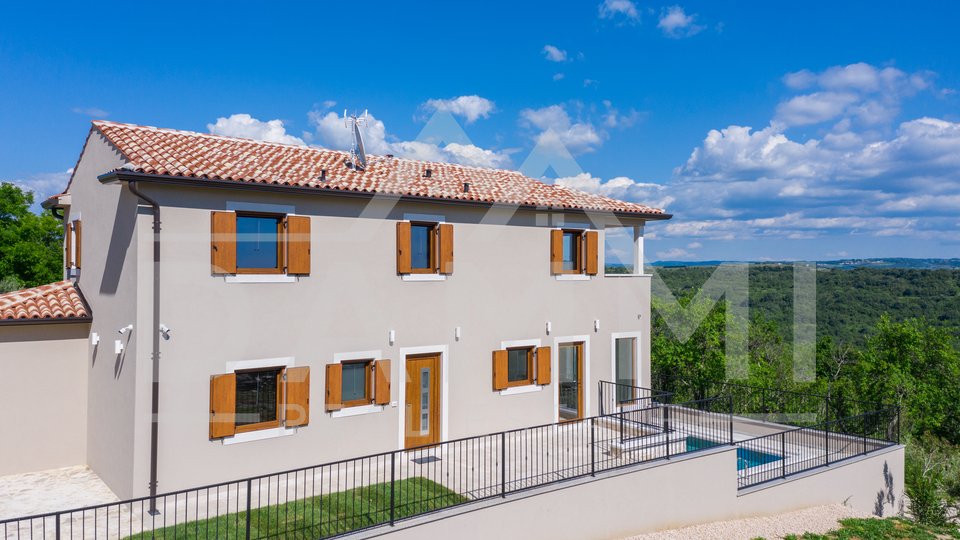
(685, 436, 782, 470)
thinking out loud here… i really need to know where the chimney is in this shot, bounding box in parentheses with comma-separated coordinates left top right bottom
(423, 168, 432, 178)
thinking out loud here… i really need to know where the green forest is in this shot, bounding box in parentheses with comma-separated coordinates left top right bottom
(650, 264, 960, 528)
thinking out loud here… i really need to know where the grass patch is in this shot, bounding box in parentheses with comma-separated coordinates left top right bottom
(124, 477, 466, 539)
(781, 517, 960, 539)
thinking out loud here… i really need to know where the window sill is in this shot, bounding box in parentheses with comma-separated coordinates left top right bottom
(401, 274, 447, 282)
(604, 273, 651, 278)
(222, 426, 297, 445)
(554, 274, 590, 281)
(331, 404, 386, 418)
(499, 385, 544, 396)
(224, 274, 298, 284)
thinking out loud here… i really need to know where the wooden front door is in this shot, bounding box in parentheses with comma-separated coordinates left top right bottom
(405, 353, 441, 448)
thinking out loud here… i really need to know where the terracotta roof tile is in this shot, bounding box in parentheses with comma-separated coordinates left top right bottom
(0, 281, 90, 322)
(91, 121, 667, 216)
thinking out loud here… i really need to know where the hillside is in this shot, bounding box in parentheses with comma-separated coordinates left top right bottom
(652, 265, 960, 346)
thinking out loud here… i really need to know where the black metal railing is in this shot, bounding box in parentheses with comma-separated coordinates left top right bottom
(735, 405, 900, 489)
(597, 381, 673, 416)
(0, 396, 733, 540)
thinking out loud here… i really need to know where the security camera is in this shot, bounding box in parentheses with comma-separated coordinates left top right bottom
(159, 324, 171, 340)
(118, 324, 134, 335)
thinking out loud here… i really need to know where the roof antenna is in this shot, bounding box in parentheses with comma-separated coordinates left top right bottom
(344, 109, 368, 171)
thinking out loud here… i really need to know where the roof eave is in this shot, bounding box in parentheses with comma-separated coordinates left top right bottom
(100, 170, 673, 221)
(0, 316, 92, 327)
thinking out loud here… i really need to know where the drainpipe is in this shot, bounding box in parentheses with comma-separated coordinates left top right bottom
(127, 180, 162, 515)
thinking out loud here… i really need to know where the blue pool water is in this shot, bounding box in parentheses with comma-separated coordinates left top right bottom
(685, 437, 782, 470)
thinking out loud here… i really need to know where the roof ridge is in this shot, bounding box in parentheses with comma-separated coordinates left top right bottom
(93, 120, 329, 153)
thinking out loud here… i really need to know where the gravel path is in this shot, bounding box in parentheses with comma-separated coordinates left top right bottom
(623, 504, 872, 540)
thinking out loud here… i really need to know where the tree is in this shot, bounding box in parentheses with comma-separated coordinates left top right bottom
(0, 183, 63, 292)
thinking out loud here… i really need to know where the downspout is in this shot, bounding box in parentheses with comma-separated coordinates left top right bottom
(127, 180, 162, 515)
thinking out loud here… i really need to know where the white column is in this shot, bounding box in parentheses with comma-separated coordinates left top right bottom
(634, 224, 645, 274)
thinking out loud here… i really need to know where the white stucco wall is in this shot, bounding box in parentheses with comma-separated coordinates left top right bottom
(64, 133, 657, 497)
(371, 445, 905, 540)
(0, 323, 90, 476)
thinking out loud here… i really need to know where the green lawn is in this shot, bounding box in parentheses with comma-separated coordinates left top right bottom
(778, 517, 960, 540)
(124, 477, 466, 539)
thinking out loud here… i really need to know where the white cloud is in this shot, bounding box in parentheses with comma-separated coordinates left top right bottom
(542, 45, 567, 63)
(553, 73, 565, 81)
(656, 248, 693, 260)
(5, 169, 73, 212)
(555, 173, 674, 209)
(422, 95, 496, 124)
(308, 109, 511, 169)
(207, 114, 305, 145)
(72, 107, 109, 118)
(774, 63, 933, 128)
(653, 62, 960, 252)
(687, 242, 702, 249)
(657, 6, 704, 38)
(599, 0, 639, 21)
(520, 104, 605, 154)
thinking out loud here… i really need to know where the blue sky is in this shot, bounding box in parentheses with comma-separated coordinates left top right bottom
(1, 0, 959, 261)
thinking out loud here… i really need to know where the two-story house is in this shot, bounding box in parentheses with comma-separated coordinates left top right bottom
(0, 120, 669, 501)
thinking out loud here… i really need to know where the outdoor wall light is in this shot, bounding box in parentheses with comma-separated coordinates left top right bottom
(594, 319, 600, 332)
(546, 321, 552, 335)
(455, 326, 461, 341)
(388, 330, 396, 346)
(90, 332, 100, 346)
(114, 340, 124, 355)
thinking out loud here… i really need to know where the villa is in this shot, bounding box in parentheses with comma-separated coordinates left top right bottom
(0, 121, 904, 539)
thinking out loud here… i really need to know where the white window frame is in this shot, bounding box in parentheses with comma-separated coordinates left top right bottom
(552, 335, 591, 423)
(610, 331, 642, 409)
(329, 349, 387, 418)
(498, 338, 544, 396)
(397, 344, 450, 451)
(221, 356, 298, 445)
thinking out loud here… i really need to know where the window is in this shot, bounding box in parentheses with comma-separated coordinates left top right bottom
(550, 229, 598, 275)
(209, 365, 310, 439)
(410, 223, 436, 272)
(396, 221, 454, 275)
(236, 214, 283, 273)
(561, 231, 581, 272)
(506, 348, 534, 387)
(325, 359, 391, 412)
(492, 345, 551, 391)
(210, 211, 311, 276)
(235, 367, 282, 432)
(65, 219, 81, 271)
(615, 338, 636, 403)
(341, 360, 373, 407)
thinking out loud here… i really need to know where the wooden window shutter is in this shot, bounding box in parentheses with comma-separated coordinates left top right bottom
(374, 359, 391, 405)
(584, 231, 599, 275)
(209, 373, 236, 439)
(210, 211, 237, 274)
(438, 223, 454, 274)
(286, 215, 311, 275)
(396, 221, 412, 274)
(65, 222, 74, 269)
(325, 363, 343, 411)
(550, 229, 563, 274)
(73, 220, 82, 269)
(492, 349, 509, 391)
(284, 366, 310, 427)
(536, 346, 552, 385)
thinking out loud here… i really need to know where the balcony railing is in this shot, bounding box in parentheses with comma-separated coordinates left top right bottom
(0, 394, 732, 540)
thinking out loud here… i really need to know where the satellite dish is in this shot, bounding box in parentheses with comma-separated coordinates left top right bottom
(344, 109, 368, 171)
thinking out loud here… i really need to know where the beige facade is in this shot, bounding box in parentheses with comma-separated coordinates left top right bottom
(62, 132, 654, 498)
(0, 322, 89, 476)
